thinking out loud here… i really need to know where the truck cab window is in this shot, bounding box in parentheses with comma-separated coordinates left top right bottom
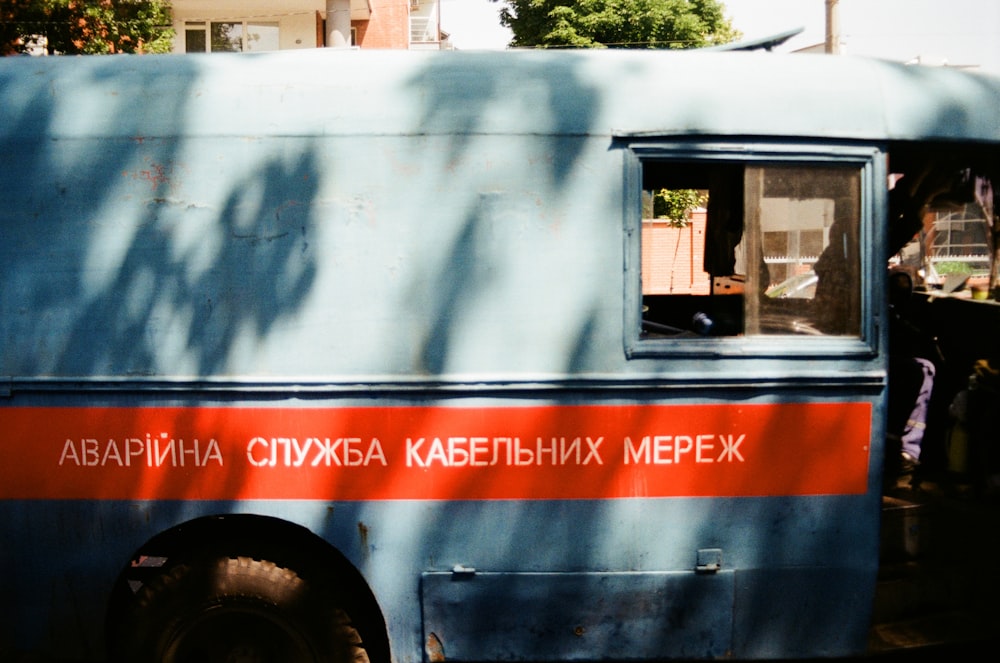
(639, 160, 862, 339)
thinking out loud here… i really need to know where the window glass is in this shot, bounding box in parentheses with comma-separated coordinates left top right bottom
(211, 22, 243, 52)
(185, 21, 281, 53)
(929, 204, 992, 279)
(246, 22, 280, 52)
(640, 161, 861, 339)
(185, 26, 206, 53)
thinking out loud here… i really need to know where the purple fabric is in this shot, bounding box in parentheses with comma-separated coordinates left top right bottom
(901, 357, 935, 461)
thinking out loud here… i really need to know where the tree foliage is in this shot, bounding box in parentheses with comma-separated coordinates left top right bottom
(653, 188, 707, 227)
(494, 0, 738, 49)
(1, 0, 173, 55)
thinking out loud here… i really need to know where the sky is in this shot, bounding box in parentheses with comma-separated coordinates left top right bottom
(438, 0, 510, 50)
(439, 0, 1000, 73)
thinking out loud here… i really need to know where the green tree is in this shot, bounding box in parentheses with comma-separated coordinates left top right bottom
(653, 188, 707, 227)
(494, 0, 738, 49)
(1, 0, 173, 55)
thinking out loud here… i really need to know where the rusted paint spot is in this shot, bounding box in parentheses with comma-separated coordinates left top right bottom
(425, 632, 445, 663)
(357, 521, 369, 550)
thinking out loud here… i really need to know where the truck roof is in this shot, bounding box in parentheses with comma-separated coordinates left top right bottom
(4, 49, 1000, 145)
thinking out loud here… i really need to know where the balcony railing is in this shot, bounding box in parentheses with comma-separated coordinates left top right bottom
(410, 17, 438, 45)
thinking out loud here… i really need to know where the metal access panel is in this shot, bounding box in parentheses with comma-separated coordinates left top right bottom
(421, 570, 734, 661)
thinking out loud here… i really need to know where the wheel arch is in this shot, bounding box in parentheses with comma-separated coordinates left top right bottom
(105, 513, 390, 663)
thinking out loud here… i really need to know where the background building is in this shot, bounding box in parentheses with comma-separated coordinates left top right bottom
(171, 0, 444, 52)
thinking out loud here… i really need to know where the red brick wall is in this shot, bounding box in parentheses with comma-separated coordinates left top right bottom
(354, 1, 410, 49)
(641, 210, 711, 295)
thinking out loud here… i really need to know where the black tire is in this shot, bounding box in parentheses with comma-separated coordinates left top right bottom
(109, 555, 370, 663)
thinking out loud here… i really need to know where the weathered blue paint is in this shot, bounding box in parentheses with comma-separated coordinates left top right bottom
(1, 49, 999, 662)
(3, 50, 999, 384)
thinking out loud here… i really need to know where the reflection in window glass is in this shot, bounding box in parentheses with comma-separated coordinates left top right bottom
(246, 23, 280, 52)
(185, 21, 281, 53)
(211, 22, 243, 52)
(640, 162, 861, 338)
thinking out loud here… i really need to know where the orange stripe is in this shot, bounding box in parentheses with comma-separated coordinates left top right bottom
(0, 403, 871, 500)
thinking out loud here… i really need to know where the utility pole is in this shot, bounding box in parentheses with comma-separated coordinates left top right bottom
(825, 0, 840, 54)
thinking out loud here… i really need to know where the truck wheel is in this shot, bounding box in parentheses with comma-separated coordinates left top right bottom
(109, 555, 369, 663)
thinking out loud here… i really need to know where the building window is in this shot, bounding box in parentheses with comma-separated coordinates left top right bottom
(625, 143, 877, 357)
(928, 203, 992, 279)
(185, 21, 279, 53)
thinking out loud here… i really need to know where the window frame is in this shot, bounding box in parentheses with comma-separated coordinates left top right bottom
(184, 20, 281, 53)
(623, 140, 884, 360)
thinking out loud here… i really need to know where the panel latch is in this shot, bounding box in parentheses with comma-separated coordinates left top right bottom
(696, 548, 723, 574)
(451, 564, 476, 579)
